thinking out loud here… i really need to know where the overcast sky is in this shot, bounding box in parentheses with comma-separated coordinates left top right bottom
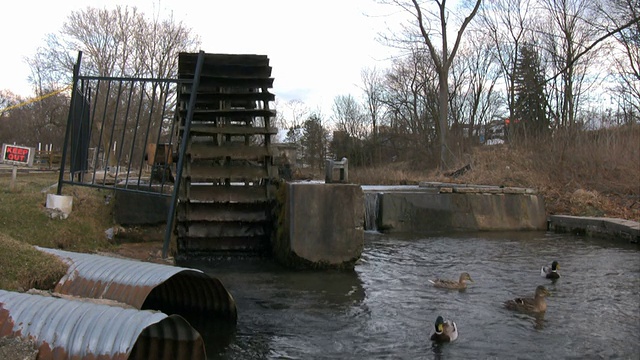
(0, 0, 406, 117)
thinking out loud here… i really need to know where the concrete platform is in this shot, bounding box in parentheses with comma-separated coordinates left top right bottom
(548, 215, 640, 243)
(274, 182, 364, 269)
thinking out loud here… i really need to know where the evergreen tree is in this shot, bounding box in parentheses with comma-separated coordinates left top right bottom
(512, 42, 549, 140)
(300, 113, 328, 170)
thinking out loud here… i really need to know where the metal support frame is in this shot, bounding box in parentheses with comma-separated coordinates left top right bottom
(56, 50, 206, 259)
(162, 51, 205, 258)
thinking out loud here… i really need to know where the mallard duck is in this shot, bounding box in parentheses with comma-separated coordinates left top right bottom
(503, 285, 550, 314)
(430, 315, 458, 342)
(541, 261, 560, 279)
(428, 272, 473, 290)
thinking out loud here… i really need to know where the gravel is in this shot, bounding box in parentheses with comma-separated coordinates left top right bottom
(0, 336, 38, 360)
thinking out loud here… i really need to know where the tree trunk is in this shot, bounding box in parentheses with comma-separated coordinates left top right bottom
(438, 68, 449, 169)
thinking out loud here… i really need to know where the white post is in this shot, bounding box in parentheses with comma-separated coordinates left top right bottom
(10, 165, 17, 191)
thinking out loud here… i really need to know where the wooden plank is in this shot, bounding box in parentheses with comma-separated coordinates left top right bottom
(180, 92, 275, 103)
(186, 163, 268, 180)
(182, 108, 276, 120)
(189, 125, 278, 136)
(184, 64, 272, 78)
(197, 77, 274, 89)
(177, 222, 267, 238)
(189, 143, 271, 160)
(183, 185, 271, 203)
(177, 202, 268, 222)
(178, 235, 270, 254)
(178, 53, 270, 68)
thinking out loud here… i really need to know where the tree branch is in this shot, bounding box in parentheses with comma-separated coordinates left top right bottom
(546, 15, 640, 83)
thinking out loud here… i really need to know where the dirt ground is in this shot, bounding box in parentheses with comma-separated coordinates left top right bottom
(0, 337, 38, 360)
(105, 241, 173, 264)
(107, 225, 174, 264)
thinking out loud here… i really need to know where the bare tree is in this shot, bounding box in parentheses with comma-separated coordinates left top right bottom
(540, 0, 605, 128)
(28, 5, 199, 85)
(360, 67, 386, 164)
(275, 99, 310, 132)
(332, 95, 368, 139)
(276, 99, 310, 163)
(381, 48, 440, 163)
(449, 32, 504, 151)
(385, 0, 482, 168)
(605, 0, 640, 123)
(0, 90, 68, 149)
(331, 95, 370, 164)
(479, 0, 537, 121)
(0, 91, 19, 115)
(23, 5, 201, 168)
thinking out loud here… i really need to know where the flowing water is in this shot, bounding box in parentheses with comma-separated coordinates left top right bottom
(186, 231, 640, 359)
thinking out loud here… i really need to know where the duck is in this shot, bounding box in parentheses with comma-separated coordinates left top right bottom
(503, 285, 550, 314)
(430, 316, 458, 342)
(541, 261, 560, 279)
(428, 272, 473, 290)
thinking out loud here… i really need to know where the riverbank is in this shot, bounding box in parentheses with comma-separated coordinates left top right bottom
(1, 149, 638, 357)
(1, 124, 639, 283)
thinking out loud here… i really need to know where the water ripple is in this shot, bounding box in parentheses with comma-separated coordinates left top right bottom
(194, 231, 640, 359)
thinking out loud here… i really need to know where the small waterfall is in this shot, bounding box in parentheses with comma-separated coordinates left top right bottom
(364, 192, 380, 231)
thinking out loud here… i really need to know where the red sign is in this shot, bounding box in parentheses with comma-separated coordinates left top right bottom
(2, 144, 34, 166)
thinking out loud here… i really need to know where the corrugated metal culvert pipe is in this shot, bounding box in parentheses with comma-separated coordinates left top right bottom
(0, 290, 206, 360)
(37, 247, 237, 325)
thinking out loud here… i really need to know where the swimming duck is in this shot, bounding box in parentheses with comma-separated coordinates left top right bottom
(430, 316, 458, 342)
(428, 272, 473, 290)
(503, 285, 550, 314)
(541, 261, 560, 279)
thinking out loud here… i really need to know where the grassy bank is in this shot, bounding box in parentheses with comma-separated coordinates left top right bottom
(0, 172, 116, 291)
(0, 233, 68, 291)
(0, 172, 115, 249)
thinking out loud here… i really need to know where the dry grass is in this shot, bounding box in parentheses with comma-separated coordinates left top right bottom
(344, 124, 640, 222)
(485, 125, 640, 220)
(349, 162, 425, 185)
(0, 172, 115, 251)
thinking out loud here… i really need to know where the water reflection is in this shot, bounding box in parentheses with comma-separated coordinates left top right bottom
(533, 313, 546, 330)
(430, 342, 445, 360)
(182, 232, 640, 359)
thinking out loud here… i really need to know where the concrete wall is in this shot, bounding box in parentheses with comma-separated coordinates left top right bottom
(114, 189, 170, 225)
(273, 182, 364, 269)
(548, 215, 640, 243)
(374, 186, 547, 232)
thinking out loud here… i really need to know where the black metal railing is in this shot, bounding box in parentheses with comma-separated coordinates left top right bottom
(57, 51, 205, 258)
(58, 53, 182, 196)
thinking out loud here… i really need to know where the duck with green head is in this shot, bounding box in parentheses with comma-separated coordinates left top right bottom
(541, 261, 560, 279)
(428, 272, 473, 290)
(430, 316, 458, 343)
